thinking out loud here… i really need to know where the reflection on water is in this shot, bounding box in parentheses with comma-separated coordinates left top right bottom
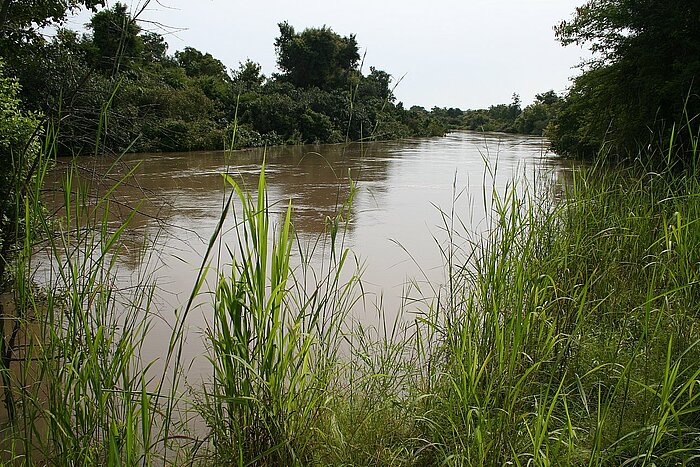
(41, 131, 566, 377)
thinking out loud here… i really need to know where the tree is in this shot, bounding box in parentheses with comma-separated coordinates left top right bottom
(0, 0, 103, 50)
(516, 91, 563, 135)
(141, 31, 167, 64)
(482, 93, 522, 132)
(0, 0, 105, 101)
(359, 66, 394, 101)
(0, 58, 40, 284)
(535, 90, 561, 107)
(88, 2, 142, 75)
(274, 22, 360, 90)
(175, 47, 228, 80)
(232, 59, 265, 92)
(551, 0, 700, 159)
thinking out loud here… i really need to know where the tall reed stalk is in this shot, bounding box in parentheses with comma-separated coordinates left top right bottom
(198, 164, 358, 465)
(1, 139, 168, 464)
(411, 147, 700, 465)
(2, 119, 699, 466)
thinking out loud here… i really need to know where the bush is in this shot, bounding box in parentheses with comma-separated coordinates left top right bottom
(0, 59, 41, 271)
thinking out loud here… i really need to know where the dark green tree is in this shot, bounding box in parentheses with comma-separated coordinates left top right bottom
(0, 58, 40, 281)
(462, 109, 495, 132)
(551, 0, 700, 159)
(232, 59, 265, 92)
(141, 31, 167, 64)
(478, 93, 522, 132)
(0, 0, 103, 53)
(88, 2, 142, 75)
(534, 90, 561, 107)
(428, 106, 463, 129)
(175, 47, 228, 79)
(359, 66, 394, 101)
(274, 21, 360, 90)
(516, 91, 563, 135)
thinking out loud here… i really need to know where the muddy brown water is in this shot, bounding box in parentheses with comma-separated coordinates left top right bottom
(36, 131, 570, 381)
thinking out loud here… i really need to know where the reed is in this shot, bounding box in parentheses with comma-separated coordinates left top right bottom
(1, 121, 699, 465)
(197, 163, 359, 465)
(410, 144, 700, 465)
(294, 141, 700, 465)
(1, 132, 169, 464)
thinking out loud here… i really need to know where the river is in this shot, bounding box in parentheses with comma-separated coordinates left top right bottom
(41, 130, 568, 379)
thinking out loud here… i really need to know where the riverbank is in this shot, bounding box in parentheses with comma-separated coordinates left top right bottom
(1, 143, 699, 464)
(294, 154, 700, 465)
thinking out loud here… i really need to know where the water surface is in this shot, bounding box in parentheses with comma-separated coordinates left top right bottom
(44, 131, 566, 377)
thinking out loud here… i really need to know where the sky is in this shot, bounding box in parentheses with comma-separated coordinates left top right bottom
(65, 0, 590, 109)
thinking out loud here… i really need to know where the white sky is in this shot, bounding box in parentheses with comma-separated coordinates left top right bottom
(65, 0, 588, 109)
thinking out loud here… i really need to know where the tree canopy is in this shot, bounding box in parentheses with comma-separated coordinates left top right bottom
(2, 8, 453, 154)
(0, 0, 102, 52)
(550, 0, 700, 160)
(274, 22, 360, 90)
(88, 2, 142, 74)
(175, 47, 229, 80)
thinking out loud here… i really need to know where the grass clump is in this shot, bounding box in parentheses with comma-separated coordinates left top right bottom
(197, 165, 358, 465)
(407, 153, 700, 465)
(2, 127, 700, 465)
(0, 155, 169, 465)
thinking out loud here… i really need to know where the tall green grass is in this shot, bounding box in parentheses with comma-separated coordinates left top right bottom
(288, 147, 700, 465)
(196, 164, 360, 464)
(2, 124, 699, 465)
(0, 142, 170, 464)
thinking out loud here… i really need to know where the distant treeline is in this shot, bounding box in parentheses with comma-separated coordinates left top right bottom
(455, 91, 564, 136)
(0, 3, 565, 156)
(0, 4, 447, 155)
(2, 1, 695, 161)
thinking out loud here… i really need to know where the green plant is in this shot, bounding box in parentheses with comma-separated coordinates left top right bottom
(200, 164, 358, 465)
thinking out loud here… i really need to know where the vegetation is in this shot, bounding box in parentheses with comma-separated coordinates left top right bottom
(0, 59, 43, 422)
(8, 1, 695, 157)
(1, 3, 450, 155)
(0, 59, 40, 264)
(0, 0, 699, 465)
(0, 1, 577, 153)
(548, 0, 700, 160)
(0, 0, 103, 49)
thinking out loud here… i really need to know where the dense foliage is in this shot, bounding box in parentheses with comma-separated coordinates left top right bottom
(0, 59, 40, 287)
(274, 21, 359, 90)
(0, 0, 103, 51)
(548, 0, 700, 161)
(1, 2, 576, 156)
(1, 4, 454, 155)
(455, 91, 564, 136)
(5, 1, 696, 161)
